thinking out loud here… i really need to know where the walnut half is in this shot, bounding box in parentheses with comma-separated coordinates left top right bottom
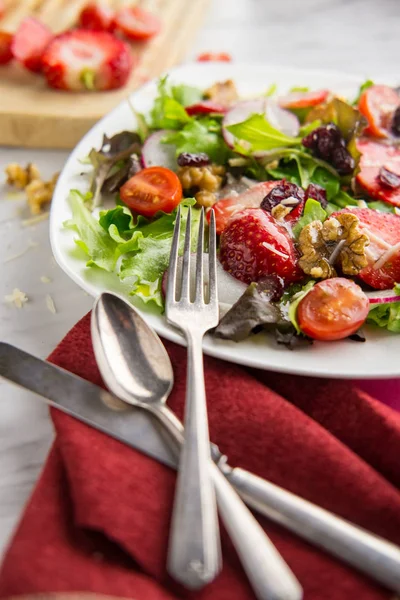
(298, 213, 369, 278)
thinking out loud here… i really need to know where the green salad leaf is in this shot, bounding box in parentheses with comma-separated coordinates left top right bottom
(67, 190, 119, 272)
(367, 284, 400, 332)
(150, 77, 191, 130)
(264, 83, 278, 97)
(163, 117, 229, 163)
(367, 201, 396, 214)
(226, 113, 300, 154)
(353, 79, 374, 105)
(282, 280, 316, 333)
(171, 84, 203, 107)
(292, 198, 327, 237)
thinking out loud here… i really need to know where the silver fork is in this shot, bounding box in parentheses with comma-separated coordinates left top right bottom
(165, 207, 303, 600)
(166, 206, 221, 589)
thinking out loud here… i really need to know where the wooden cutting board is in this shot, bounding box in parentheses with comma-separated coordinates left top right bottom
(0, 0, 211, 149)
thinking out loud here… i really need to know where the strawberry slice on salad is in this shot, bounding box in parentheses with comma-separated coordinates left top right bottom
(358, 84, 400, 138)
(356, 140, 400, 207)
(333, 207, 400, 290)
(11, 17, 53, 73)
(209, 180, 281, 235)
(279, 89, 330, 110)
(42, 30, 133, 91)
(185, 100, 228, 116)
(219, 208, 302, 286)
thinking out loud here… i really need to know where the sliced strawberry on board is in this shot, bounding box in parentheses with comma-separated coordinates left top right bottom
(196, 52, 232, 62)
(11, 17, 52, 73)
(209, 180, 281, 235)
(42, 30, 133, 91)
(112, 6, 161, 41)
(186, 100, 227, 116)
(356, 140, 400, 207)
(278, 89, 330, 110)
(332, 207, 400, 289)
(219, 208, 302, 285)
(79, 3, 114, 31)
(0, 31, 13, 65)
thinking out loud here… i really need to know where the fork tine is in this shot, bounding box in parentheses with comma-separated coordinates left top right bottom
(180, 206, 192, 301)
(166, 205, 181, 305)
(195, 208, 205, 303)
(208, 209, 218, 305)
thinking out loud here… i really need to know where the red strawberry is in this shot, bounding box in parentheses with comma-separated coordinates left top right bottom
(356, 140, 400, 207)
(112, 6, 161, 41)
(186, 100, 227, 116)
(209, 180, 281, 235)
(79, 3, 114, 31)
(0, 1, 5, 20)
(219, 208, 302, 285)
(11, 18, 52, 73)
(0, 31, 13, 65)
(41, 30, 133, 91)
(332, 207, 400, 289)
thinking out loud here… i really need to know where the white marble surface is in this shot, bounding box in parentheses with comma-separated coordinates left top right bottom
(1, 0, 400, 562)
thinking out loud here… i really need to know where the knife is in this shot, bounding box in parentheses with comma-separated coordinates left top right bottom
(1, 342, 400, 594)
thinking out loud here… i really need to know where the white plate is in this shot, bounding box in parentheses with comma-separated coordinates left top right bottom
(51, 62, 399, 379)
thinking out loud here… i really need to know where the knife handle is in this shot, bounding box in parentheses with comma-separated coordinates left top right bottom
(154, 405, 302, 600)
(225, 467, 400, 594)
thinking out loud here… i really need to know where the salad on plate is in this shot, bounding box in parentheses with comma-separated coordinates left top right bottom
(66, 75, 400, 348)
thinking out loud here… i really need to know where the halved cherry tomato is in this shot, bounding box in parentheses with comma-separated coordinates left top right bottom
(0, 31, 13, 65)
(79, 3, 114, 31)
(120, 167, 182, 217)
(297, 278, 369, 341)
(113, 7, 161, 41)
(186, 100, 227, 116)
(358, 85, 400, 138)
(279, 89, 330, 110)
(196, 52, 231, 62)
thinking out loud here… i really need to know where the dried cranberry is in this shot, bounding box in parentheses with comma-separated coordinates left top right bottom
(379, 166, 400, 189)
(302, 123, 342, 160)
(392, 106, 400, 137)
(305, 183, 327, 207)
(177, 152, 210, 167)
(331, 145, 355, 175)
(260, 180, 305, 213)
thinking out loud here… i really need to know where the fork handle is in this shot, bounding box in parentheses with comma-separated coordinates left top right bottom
(167, 331, 222, 589)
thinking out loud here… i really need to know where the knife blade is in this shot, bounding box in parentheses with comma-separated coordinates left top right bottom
(0, 342, 177, 469)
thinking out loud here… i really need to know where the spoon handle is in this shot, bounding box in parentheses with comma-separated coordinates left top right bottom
(167, 331, 222, 589)
(155, 404, 302, 600)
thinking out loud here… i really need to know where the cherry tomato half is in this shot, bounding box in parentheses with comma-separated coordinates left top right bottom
(297, 278, 369, 341)
(358, 85, 400, 138)
(120, 166, 182, 218)
(196, 52, 232, 62)
(79, 3, 114, 31)
(113, 7, 161, 41)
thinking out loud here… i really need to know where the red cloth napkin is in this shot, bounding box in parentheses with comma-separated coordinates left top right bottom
(1, 312, 400, 600)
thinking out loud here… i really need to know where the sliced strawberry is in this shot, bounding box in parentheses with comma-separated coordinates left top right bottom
(279, 89, 330, 110)
(11, 18, 52, 73)
(113, 7, 161, 41)
(196, 52, 232, 62)
(186, 100, 227, 116)
(79, 3, 114, 31)
(0, 31, 13, 65)
(0, 0, 5, 20)
(42, 30, 133, 92)
(209, 180, 281, 235)
(358, 85, 400, 138)
(332, 207, 400, 289)
(356, 140, 400, 207)
(219, 208, 302, 285)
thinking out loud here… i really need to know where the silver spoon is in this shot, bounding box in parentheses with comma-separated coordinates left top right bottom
(92, 291, 302, 600)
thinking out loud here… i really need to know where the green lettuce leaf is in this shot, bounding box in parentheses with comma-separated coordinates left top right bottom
(171, 84, 203, 107)
(163, 118, 229, 163)
(282, 280, 316, 333)
(264, 83, 278, 97)
(367, 284, 400, 332)
(150, 77, 190, 130)
(67, 190, 119, 272)
(292, 198, 327, 237)
(353, 79, 374, 105)
(367, 201, 396, 214)
(226, 113, 300, 154)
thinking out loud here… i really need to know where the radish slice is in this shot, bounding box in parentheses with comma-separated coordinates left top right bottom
(222, 99, 300, 157)
(162, 254, 247, 306)
(366, 290, 400, 304)
(142, 129, 177, 171)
